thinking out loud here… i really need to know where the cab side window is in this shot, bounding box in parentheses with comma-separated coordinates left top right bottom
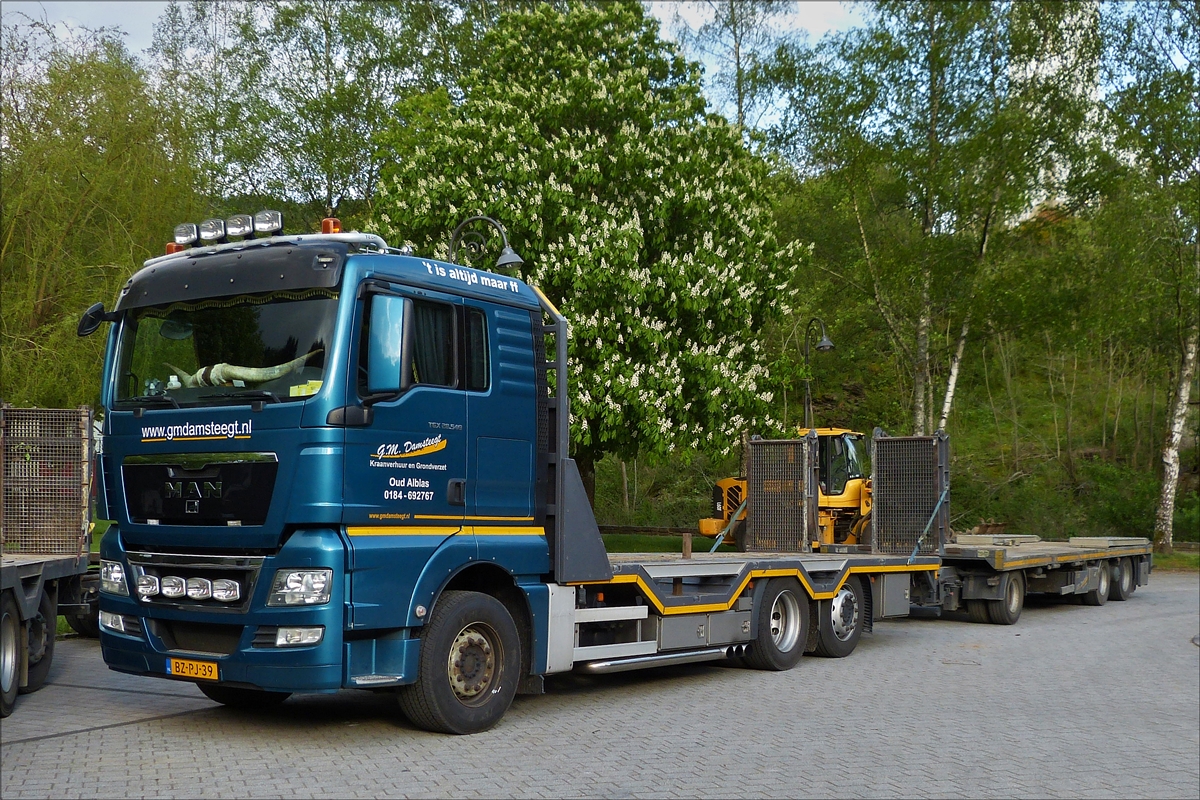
(464, 308, 489, 392)
(410, 300, 456, 387)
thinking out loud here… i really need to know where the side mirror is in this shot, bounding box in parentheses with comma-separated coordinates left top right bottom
(78, 302, 114, 337)
(366, 295, 414, 394)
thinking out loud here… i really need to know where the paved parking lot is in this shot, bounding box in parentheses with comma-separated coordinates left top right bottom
(2, 571, 1197, 799)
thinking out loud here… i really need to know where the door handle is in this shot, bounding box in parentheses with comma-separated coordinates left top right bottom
(447, 478, 466, 506)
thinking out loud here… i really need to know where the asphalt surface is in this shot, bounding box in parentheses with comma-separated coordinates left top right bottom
(2, 572, 1197, 799)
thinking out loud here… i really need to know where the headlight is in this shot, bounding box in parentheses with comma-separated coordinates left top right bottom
(100, 560, 128, 595)
(267, 569, 332, 606)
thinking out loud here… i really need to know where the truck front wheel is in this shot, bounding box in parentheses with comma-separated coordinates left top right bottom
(1, 591, 19, 717)
(744, 578, 809, 670)
(398, 590, 520, 734)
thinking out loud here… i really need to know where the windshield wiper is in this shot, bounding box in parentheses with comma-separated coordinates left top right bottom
(201, 390, 282, 405)
(121, 394, 179, 409)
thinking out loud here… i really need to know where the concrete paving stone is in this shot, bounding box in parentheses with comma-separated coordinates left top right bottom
(3, 574, 1197, 799)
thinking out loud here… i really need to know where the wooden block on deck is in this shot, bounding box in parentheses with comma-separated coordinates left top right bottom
(1067, 536, 1151, 548)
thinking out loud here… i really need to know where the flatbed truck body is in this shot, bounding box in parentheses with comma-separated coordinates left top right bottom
(1, 406, 94, 717)
(82, 218, 1153, 733)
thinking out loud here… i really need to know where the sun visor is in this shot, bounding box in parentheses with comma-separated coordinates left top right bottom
(115, 242, 347, 311)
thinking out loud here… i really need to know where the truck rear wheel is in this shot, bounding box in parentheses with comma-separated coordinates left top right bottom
(398, 590, 520, 734)
(20, 588, 55, 694)
(198, 683, 291, 708)
(1, 592, 19, 717)
(986, 571, 1025, 625)
(1108, 558, 1134, 601)
(745, 578, 809, 670)
(814, 576, 864, 657)
(1082, 561, 1110, 606)
(966, 600, 990, 624)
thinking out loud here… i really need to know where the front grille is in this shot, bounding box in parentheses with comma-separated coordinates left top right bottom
(871, 433, 949, 555)
(150, 619, 243, 655)
(1, 406, 90, 555)
(744, 437, 817, 552)
(128, 551, 263, 613)
(122, 453, 277, 526)
(122, 616, 145, 638)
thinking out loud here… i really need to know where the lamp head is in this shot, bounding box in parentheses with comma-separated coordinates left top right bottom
(816, 334, 834, 352)
(495, 245, 524, 271)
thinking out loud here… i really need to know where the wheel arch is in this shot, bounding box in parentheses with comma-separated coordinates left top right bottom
(435, 563, 535, 681)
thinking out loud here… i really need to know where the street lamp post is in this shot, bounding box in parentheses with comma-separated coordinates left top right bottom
(803, 317, 835, 429)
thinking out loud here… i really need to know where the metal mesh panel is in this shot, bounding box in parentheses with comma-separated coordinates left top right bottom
(1, 406, 91, 555)
(744, 438, 815, 552)
(871, 433, 948, 555)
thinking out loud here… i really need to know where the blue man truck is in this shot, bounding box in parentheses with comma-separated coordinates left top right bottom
(79, 213, 1149, 734)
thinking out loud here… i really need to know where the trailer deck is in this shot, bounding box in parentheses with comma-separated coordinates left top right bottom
(941, 536, 1153, 571)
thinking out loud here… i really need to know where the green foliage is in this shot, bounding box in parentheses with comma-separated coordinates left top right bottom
(373, 2, 800, 469)
(1, 20, 202, 407)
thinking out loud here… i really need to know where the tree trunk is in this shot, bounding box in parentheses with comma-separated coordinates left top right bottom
(937, 315, 969, 431)
(1154, 324, 1199, 554)
(620, 460, 629, 514)
(913, 285, 930, 436)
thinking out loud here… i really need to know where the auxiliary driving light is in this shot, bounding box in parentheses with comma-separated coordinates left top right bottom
(160, 575, 186, 598)
(254, 209, 283, 235)
(136, 574, 160, 598)
(99, 610, 126, 633)
(275, 626, 324, 647)
(212, 579, 241, 602)
(186, 577, 213, 600)
(225, 214, 253, 238)
(198, 218, 226, 242)
(174, 223, 199, 245)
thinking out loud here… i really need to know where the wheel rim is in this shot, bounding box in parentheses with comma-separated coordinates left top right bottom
(1, 609, 16, 694)
(1119, 562, 1132, 593)
(769, 590, 802, 652)
(446, 623, 500, 707)
(1097, 565, 1109, 595)
(1006, 578, 1021, 614)
(829, 585, 860, 642)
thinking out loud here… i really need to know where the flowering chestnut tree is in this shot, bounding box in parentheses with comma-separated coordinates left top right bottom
(373, 1, 800, 484)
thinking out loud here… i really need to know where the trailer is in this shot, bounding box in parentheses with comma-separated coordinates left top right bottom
(1, 405, 94, 717)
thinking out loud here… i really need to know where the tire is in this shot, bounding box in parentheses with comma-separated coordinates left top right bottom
(744, 578, 808, 670)
(20, 588, 55, 694)
(1, 592, 19, 718)
(1109, 558, 1134, 601)
(1082, 561, 1110, 606)
(731, 520, 748, 552)
(966, 599, 991, 624)
(397, 590, 521, 734)
(814, 576, 865, 657)
(198, 683, 291, 708)
(986, 571, 1025, 625)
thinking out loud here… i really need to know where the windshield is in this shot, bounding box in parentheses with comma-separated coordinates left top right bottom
(114, 289, 338, 407)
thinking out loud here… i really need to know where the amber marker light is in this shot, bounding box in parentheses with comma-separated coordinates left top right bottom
(321, 217, 342, 234)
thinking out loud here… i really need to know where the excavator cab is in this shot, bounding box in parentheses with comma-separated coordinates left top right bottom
(699, 428, 872, 550)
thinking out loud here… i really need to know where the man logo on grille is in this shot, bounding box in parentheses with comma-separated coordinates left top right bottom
(163, 481, 222, 500)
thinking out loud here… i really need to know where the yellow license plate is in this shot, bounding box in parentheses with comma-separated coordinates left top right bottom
(168, 657, 218, 681)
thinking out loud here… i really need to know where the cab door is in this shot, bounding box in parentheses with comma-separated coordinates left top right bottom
(342, 285, 473, 630)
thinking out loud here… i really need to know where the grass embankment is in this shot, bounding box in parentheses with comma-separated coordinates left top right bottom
(1154, 551, 1200, 572)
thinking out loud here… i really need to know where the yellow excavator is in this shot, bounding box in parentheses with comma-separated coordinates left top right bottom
(699, 428, 872, 551)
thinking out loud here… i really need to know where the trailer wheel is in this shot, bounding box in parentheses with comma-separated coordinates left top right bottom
(1082, 561, 1110, 606)
(966, 600, 991, 624)
(814, 576, 864, 658)
(398, 590, 520, 734)
(1, 592, 19, 717)
(198, 684, 291, 708)
(20, 589, 55, 694)
(744, 578, 808, 670)
(1108, 558, 1134, 601)
(986, 571, 1025, 625)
